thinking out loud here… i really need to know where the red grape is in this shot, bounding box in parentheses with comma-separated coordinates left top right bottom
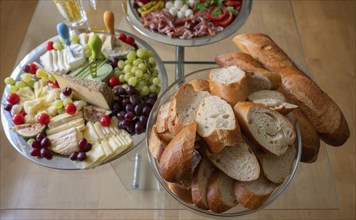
(118, 33, 127, 42)
(69, 152, 78, 161)
(6, 93, 20, 105)
(124, 112, 135, 121)
(100, 115, 111, 127)
(40, 138, 51, 148)
(134, 104, 143, 115)
(148, 93, 158, 101)
(31, 140, 41, 149)
(77, 152, 87, 161)
(108, 76, 120, 88)
(29, 63, 38, 74)
(37, 112, 50, 125)
(36, 133, 46, 142)
(142, 106, 151, 116)
(135, 121, 145, 134)
(65, 103, 76, 115)
(130, 95, 140, 106)
(12, 113, 24, 125)
(117, 111, 126, 120)
(62, 87, 72, 96)
(138, 115, 148, 125)
(83, 143, 92, 152)
(46, 41, 54, 50)
(125, 104, 134, 113)
(40, 148, 52, 159)
(23, 64, 31, 73)
(78, 138, 88, 151)
(126, 36, 135, 46)
(4, 103, 13, 112)
(126, 86, 136, 95)
(145, 98, 156, 107)
(30, 148, 41, 157)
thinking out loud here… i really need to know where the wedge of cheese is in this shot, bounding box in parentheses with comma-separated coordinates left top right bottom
(48, 127, 81, 155)
(46, 117, 85, 136)
(79, 143, 106, 169)
(48, 112, 83, 128)
(83, 121, 100, 144)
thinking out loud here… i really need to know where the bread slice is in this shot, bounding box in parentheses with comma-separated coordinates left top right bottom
(191, 159, 215, 209)
(234, 102, 296, 156)
(167, 84, 210, 136)
(258, 145, 296, 184)
(208, 66, 248, 105)
(167, 182, 193, 204)
(203, 139, 260, 181)
(196, 95, 242, 154)
(234, 172, 277, 210)
(206, 170, 238, 213)
(148, 125, 166, 162)
(189, 79, 210, 92)
(215, 52, 282, 92)
(159, 122, 196, 186)
(156, 101, 171, 133)
(248, 90, 298, 115)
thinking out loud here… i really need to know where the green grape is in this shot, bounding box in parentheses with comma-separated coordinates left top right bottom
(128, 77, 137, 86)
(84, 48, 92, 58)
(123, 65, 132, 74)
(124, 73, 132, 82)
(147, 50, 154, 57)
(54, 100, 64, 109)
(156, 86, 161, 94)
(131, 66, 138, 74)
(53, 42, 62, 50)
(149, 57, 156, 65)
(127, 51, 136, 61)
(9, 85, 18, 93)
(142, 73, 150, 82)
(21, 73, 32, 83)
(138, 63, 147, 71)
(141, 86, 150, 96)
(15, 81, 27, 88)
(27, 138, 36, 145)
(57, 108, 64, 114)
(63, 97, 73, 106)
(119, 74, 125, 82)
(133, 58, 143, 66)
(26, 79, 35, 88)
(136, 48, 147, 58)
(70, 35, 79, 44)
(114, 68, 122, 78)
(138, 81, 146, 90)
(36, 69, 47, 78)
(135, 69, 143, 78)
(41, 74, 49, 81)
(48, 74, 56, 82)
(152, 68, 159, 77)
(4, 77, 15, 85)
(149, 85, 157, 93)
(121, 84, 128, 89)
(117, 60, 125, 69)
(152, 77, 161, 86)
(125, 60, 131, 64)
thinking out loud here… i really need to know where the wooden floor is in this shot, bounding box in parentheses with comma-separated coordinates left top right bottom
(0, 0, 355, 219)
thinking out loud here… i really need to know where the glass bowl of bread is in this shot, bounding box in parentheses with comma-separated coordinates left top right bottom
(146, 67, 302, 217)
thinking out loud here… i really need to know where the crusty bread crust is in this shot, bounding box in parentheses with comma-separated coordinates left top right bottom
(189, 79, 210, 92)
(233, 33, 350, 146)
(167, 182, 193, 204)
(148, 125, 166, 162)
(156, 101, 171, 133)
(159, 122, 196, 186)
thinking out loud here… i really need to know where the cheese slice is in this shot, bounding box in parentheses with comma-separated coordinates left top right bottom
(83, 121, 100, 144)
(46, 117, 85, 135)
(49, 128, 82, 155)
(79, 143, 105, 169)
(39, 50, 54, 73)
(93, 122, 106, 140)
(48, 112, 83, 128)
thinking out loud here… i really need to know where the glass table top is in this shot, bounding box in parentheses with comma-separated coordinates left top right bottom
(0, 0, 339, 214)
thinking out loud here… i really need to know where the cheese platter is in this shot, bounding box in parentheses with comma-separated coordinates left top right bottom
(1, 26, 168, 170)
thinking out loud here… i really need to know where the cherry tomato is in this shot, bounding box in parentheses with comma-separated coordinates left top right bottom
(208, 6, 227, 22)
(65, 103, 77, 115)
(37, 112, 50, 125)
(224, 0, 242, 11)
(6, 93, 20, 105)
(125, 36, 135, 46)
(118, 33, 127, 42)
(46, 41, 54, 50)
(49, 81, 60, 88)
(29, 63, 38, 75)
(214, 12, 234, 28)
(100, 115, 111, 127)
(12, 113, 25, 125)
(23, 65, 31, 73)
(108, 76, 120, 88)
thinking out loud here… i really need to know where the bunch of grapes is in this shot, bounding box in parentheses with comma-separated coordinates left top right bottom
(28, 133, 53, 160)
(112, 85, 157, 134)
(114, 47, 161, 97)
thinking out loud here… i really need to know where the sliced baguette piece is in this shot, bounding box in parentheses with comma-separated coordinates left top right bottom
(248, 90, 298, 115)
(167, 182, 193, 204)
(167, 84, 210, 136)
(234, 102, 296, 156)
(234, 172, 278, 210)
(208, 66, 248, 105)
(155, 101, 171, 133)
(203, 139, 260, 181)
(206, 170, 238, 213)
(258, 145, 296, 184)
(189, 79, 210, 92)
(196, 95, 242, 154)
(159, 122, 196, 186)
(148, 125, 167, 162)
(157, 130, 173, 143)
(191, 159, 215, 209)
(215, 52, 282, 92)
(294, 109, 320, 163)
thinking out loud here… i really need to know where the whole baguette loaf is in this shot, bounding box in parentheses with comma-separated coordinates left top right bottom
(215, 52, 282, 92)
(159, 122, 196, 186)
(233, 33, 350, 146)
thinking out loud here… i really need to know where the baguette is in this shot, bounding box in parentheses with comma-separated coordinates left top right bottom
(208, 66, 248, 105)
(189, 79, 210, 92)
(206, 170, 238, 213)
(167, 84, 210, 136)
(167, 182, 193, 204)
(195, 95, 242, 153)
(215, 52, 282, 92)
(233, 33, 350, 146)
(156, 101, 171, 133)
(234, 102, 296, 156)
(148, 125, 166, 162)
(159, 122, 196, 186)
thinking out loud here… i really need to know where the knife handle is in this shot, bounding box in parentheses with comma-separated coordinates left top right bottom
(57, 22, 71, 46)
(103, 11, 115, 34)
